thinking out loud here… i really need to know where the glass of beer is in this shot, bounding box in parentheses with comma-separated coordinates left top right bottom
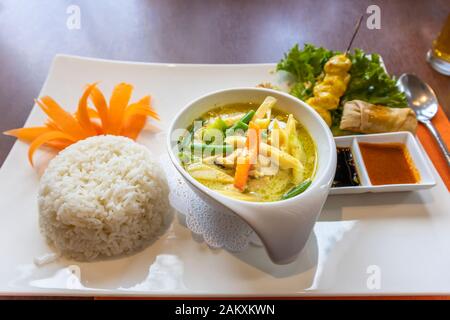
(427, 14, 450, 75)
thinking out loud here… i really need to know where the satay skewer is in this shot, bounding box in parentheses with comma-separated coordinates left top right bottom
(345, 15, 364, 55)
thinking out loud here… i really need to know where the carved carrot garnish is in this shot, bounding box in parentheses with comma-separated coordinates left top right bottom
(4, 82, 159, 165)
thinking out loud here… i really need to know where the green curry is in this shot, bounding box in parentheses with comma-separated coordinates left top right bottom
(177, 96, 317, 202)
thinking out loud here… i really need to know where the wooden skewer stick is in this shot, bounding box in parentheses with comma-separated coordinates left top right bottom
(345, 15, 364, 55)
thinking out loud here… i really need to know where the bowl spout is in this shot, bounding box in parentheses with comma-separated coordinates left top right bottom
(221, 189, 329, 264)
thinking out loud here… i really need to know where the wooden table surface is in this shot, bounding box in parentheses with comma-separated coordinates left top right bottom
(0, 0, 449, 299)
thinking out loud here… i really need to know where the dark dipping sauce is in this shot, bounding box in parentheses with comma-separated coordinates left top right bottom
(333, 147, 360, 187)
(359, 142, 419, 185)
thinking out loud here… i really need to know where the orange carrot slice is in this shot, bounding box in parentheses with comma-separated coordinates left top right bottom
(46, 139, 73, 150)
(124, 96, 150, 113)
(87, 108, 99, 118)
(126, 105, 160, 120)
(90, 86, 109, 130)
(76, 83, 97, 136)
(124, 96, 159, 120)
(36, 97, 88, 140)
(121, 96, 151, 139)
(4, 82, 160, 167)
(91, 121, 103, 134)
(28, 131, 73, 165)
(121, 114, 147, 140)
(45, 120, 59, 130)
(4, 127, 52, 143)
(108, 83, 133, 134)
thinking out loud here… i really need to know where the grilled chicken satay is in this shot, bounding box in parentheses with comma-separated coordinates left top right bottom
(306, 54, 352, 126)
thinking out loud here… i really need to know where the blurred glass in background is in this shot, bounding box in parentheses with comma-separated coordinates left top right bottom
(428, 14, 450, 76)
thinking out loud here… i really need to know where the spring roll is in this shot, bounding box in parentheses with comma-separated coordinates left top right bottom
(340, 100, 417, 134)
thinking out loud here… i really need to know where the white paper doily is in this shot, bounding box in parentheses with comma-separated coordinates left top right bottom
(161, 154, 259, 252)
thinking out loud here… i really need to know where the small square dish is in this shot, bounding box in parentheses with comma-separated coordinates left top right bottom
(330, 132, 436, 195)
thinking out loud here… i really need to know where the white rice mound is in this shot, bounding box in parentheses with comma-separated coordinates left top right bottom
(38, 135, 169, 261)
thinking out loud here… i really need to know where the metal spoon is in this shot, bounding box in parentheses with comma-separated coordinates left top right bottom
(397, 73, 450, 167)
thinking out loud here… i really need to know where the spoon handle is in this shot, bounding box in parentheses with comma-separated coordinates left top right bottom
(422, 120, 450, 167)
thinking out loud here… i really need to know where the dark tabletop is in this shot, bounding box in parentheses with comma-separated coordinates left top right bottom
(0, 0, 449, 298)
(1, 0, 449, 166)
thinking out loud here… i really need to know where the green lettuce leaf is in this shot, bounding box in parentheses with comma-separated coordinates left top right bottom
(276, 44, 335, 100)
(343, 49, 407, 108)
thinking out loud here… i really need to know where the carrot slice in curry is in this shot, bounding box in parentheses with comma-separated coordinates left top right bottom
(233, 122, 261, 191)
(234, 155, 251, 191)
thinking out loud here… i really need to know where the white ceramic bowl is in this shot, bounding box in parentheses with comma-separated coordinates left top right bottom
(167, 88, 336, 264)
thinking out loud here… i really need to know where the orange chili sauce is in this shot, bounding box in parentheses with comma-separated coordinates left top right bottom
(358, 142, 420, 185)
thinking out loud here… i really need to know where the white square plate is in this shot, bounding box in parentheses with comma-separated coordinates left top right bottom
(0, 55, 449, 297)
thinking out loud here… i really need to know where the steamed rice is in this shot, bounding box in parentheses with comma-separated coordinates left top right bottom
(38, 135, 169, 261)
